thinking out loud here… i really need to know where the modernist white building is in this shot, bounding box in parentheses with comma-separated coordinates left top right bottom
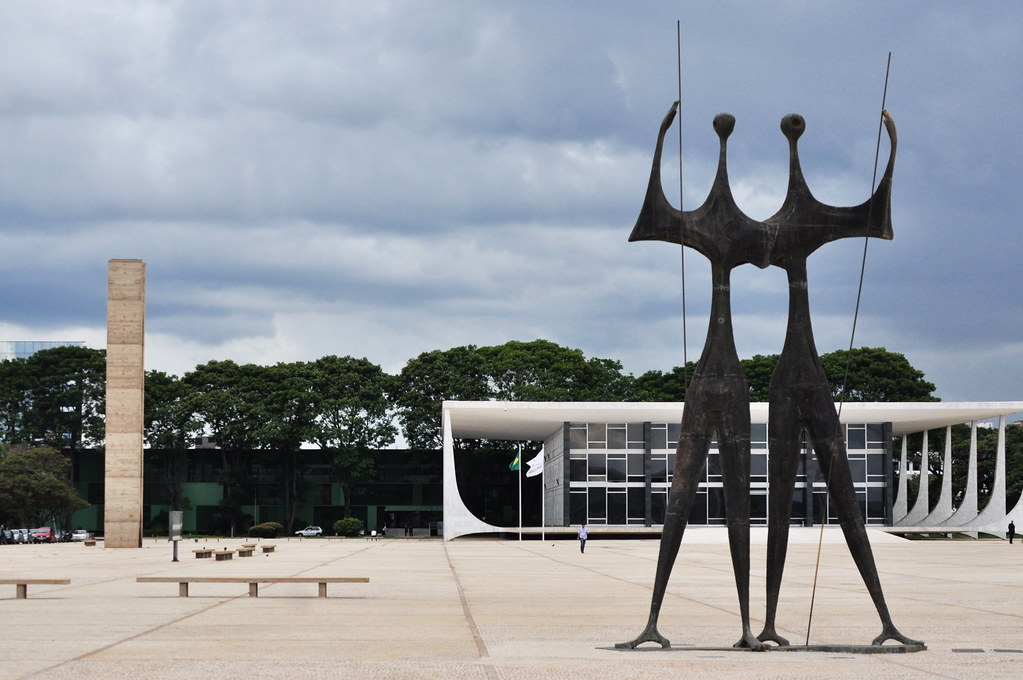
(442, 401, 1023, 540)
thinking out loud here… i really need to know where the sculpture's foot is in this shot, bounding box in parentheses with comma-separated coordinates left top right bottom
(872, 625, 924, 647)
(615, 625, 671, 649)
(756, 626, 790, 647)
(733, 630, 768, 651)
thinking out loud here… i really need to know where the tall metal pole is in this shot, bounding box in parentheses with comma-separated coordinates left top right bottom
(517, 442, 523, 541)
(540, 463, 545, 542)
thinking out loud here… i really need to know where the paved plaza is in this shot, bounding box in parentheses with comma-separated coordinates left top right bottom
(1, 529, 1020, 679)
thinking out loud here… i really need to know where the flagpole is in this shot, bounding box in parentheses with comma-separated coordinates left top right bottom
(541, 462, 545, 542)
(517, 442, 523, 541)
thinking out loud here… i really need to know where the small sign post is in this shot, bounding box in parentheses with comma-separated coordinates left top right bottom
(169, 511, 183, 562)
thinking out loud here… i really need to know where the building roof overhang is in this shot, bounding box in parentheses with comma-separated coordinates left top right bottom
(443, 400, 1023, 441)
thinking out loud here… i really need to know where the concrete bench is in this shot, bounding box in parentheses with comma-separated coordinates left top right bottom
(241, 543, 256, 549)
(193, 548, 214, 558)
(0, 578, 71, 599)
(214, 550, 235, 561)
(261, 544, 276, 553)
(136, 576, 369, 598)
(83, 539, 96, 546)
(237, 547, 254, 557)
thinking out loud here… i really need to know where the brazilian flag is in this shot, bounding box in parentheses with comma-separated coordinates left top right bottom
(509, 453, 520, 471)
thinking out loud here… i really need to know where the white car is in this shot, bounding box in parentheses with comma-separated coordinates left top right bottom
(294, 526, 323, 537)
(71, 529, 90, 541)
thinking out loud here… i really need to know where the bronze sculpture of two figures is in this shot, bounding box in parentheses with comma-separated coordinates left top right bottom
(618, 102, 923, 650)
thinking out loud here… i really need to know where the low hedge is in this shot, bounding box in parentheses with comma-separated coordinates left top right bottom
(333, 517, 364, 537)
(248, 521, 284, 538)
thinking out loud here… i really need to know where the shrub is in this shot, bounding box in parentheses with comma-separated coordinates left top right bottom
(248, 521, 283, 538)
(333, 517, 364, 537)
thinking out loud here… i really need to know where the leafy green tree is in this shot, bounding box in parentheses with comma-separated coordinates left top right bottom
(308, 356, 396, 518)
(0, 444, 88, 528)
(392, 345, 491, 449)
(184, 360, 263, 536)
(17, 347, 106, 451)
(632, 356, 776, 403)
(393, 340, 636, 449)
(636, 348, 934, 405)
(0, 359, 30, 442)
(820, 347, 937, 402)
(248, 362, 317, 532)
(184, 360, 262, 450)
(482, 340, 634, 402)
(740, 354, 779, 402)
(145, 370, 199, 511)
(632, 362, 697, 402)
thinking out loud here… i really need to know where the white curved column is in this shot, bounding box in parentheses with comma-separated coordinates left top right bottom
(897, 430, 930, 526)
(1003, 429, 1023, 529)
(959, 416, 1007, 535)
(442, 407, 504, 540)
(922, 425, 955, 525)
(944, 421, 979, 526)
(892, 436, 909, 523)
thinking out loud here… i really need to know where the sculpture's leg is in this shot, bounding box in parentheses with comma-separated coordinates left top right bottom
(807, 392, 923, 647)
(757, 394, 801, 647)
(616, 424, 710, 649)
(717, 418, 766, 652)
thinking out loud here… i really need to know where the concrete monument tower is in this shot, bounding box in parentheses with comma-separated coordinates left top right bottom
(103, 259, 145, 548)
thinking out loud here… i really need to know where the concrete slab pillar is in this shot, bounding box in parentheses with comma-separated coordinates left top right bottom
(104, 259, 145, 548)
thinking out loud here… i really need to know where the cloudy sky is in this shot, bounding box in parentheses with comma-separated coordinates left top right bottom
(0, 1, 1020, 403)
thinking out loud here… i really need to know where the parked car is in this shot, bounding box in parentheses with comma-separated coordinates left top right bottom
(31, 527, 54, 543)
(294, 526, 323, 537)
(71, 529, 90, 541)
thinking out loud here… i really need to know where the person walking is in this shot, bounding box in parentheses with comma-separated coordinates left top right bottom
(1009, 521, 1016, 544)
(578, 524, 589, 554)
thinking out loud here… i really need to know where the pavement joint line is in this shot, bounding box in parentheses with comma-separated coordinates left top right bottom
(444, 542, 501, 680)
(511, 542, 779, 641)
(509, 542, 952, 649)
(20, 593, 238, 680)
(7, 538, 1023, 678)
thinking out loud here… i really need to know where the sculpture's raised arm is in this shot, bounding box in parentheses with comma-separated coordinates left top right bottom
(628, 102, 771, 269)
(628, 101, 685, 246)
(766, 110, 898, 258)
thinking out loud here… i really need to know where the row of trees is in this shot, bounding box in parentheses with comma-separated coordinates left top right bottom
(0, 339, 974, 532)
(0, 341, 937, 452)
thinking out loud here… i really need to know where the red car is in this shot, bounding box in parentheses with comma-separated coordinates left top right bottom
(30, 527, 54, 543)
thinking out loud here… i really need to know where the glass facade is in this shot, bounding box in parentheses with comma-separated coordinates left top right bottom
(564, 420, 891, 527)
(0, 340, 85, 361)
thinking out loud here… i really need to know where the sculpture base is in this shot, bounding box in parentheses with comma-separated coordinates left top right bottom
(603, 643, 926, 654)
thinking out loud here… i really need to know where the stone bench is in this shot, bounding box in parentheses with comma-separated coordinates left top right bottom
(237, 547, 254, 557)
(193, 548, 215, 558)
(83, 539, 96, 546)
(214, 550, 235, 561)
(260, 544, 276, 553)
(136, 576, 369, 597)
(0, 578, 71, 599)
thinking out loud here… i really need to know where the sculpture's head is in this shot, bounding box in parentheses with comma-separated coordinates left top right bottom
(713, 113, 735, 139)
(780, 114, 805, 142)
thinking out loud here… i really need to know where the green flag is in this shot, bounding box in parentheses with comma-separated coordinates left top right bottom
(509, 453, 520, 471)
